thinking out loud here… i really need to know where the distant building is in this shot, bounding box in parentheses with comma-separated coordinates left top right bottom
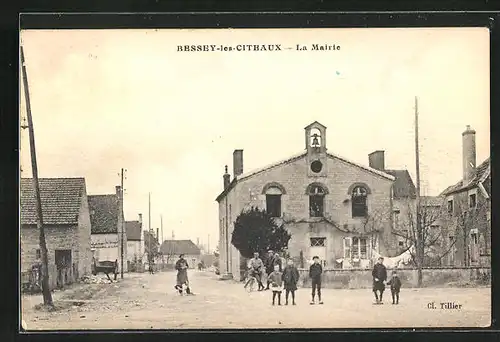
(160, 240, 201, 269)
(20, 178, 92, 287)
(144, 230, 160, 262)
(126, 215, 143, 263)
(216, 121, 416, 279)
(88, 186, 128, 273)
(441, 126, 491, 267)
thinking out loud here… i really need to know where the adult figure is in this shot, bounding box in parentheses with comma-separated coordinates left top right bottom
(175, 254, 191, 294)
(372, 257, 387, 304)
(248, 252, 265, 291)
(265, 250, 275, 290)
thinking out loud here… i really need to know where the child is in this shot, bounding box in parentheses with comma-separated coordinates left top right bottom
(268, 264, 284, 305)
(387, 270, 402, 305)
(309, 256, 323, 305)
(283, 258, 300, 305)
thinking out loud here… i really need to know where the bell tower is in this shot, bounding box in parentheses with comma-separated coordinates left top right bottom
(304, 121, 328, 177)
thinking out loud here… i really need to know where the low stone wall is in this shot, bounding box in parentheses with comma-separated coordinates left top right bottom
(296, 267, 491, 289)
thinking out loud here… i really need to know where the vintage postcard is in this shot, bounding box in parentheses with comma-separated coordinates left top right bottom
(19, 27, 490, 330)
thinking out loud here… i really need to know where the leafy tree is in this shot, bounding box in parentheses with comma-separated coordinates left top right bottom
(231, 206, 291, 259)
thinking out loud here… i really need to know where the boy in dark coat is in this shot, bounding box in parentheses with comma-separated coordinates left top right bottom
(387, 270, 402, 304)
(372, 257, 387, 304)
(309, 256, 323, 305)
(282, 258, 300, 305)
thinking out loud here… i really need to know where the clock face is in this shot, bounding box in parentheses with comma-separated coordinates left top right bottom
(311, 160, 323, 173)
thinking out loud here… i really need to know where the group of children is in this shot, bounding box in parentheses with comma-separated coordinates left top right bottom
(266, 255, 402, 306)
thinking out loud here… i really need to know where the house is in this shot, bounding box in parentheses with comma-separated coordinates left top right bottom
(440, 125, 491, 267)
(215, 121, 417, 279)
(126, 214, 143, 264)
(88, 186, 128, 273)
(20, 177, 92, 288)
(160, 240, 202, 269)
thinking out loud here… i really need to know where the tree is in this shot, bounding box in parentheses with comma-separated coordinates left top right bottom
(392, 197, 451, 286)
(231, 206, 291, 259)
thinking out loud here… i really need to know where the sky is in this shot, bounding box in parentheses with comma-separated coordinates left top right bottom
(19, 28, 490, 251)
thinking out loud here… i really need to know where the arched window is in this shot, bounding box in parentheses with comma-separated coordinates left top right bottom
(263, 183, 286, 217)
(351, 186, 368, 218)
(307, 183, 328, 217)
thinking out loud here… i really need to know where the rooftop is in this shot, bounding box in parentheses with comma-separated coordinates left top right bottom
(160, 240, 201, 256)
(126, 220, 142, 241)
(441, 158, 490, 196)
(21, 178, 86, 225)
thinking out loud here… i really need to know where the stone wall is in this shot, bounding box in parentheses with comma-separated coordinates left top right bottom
(296, 266, 491, 289)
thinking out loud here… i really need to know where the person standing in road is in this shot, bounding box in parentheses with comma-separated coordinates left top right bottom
(265, 250, 275, 290)
(282, 258, 300, 305)
(372, 257, 387, 304)
(309, 256, 323, 305)
(175, 254, 192, 295)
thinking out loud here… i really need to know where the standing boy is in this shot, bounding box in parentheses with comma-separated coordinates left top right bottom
(283, 258, 300, 305)
(372, 257, 387, 304)
(309, 256, 323, 305)
(387, 270, 402, 305)
(268, 264, 284, 305)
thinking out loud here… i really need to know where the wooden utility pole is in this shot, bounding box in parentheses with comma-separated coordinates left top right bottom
(120, 168, 125, 279)
(208, 234, 210, 254)
(161, 215, 164, 265)
(20, 45, 53, 306)
(414, 96, 423, 287)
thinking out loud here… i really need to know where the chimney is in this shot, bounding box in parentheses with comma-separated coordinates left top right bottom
(223, 165, 231, 189)
(115, 185, 122, 198)
(368, 150, 385, 171)
(233, 149, 243, 177)
(138, 213, 142, 224)
(157, 228, 160, 242)
(462, 125, 476, 181)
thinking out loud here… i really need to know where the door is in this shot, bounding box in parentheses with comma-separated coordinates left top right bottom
(309, 237, 327, 266)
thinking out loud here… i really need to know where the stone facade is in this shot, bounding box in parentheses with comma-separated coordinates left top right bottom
(20, 178, 93, 281)
(217, 122, 416, 280)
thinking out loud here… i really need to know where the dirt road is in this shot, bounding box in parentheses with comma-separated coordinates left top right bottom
(21, 270, 491, 330)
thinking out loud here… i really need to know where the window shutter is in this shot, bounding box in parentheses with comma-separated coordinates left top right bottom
(343, 237, 352, 259)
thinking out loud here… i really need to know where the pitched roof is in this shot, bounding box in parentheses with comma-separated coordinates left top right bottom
(88, 194, 119, 234)
(126, 221, 142, 241)
(20, 178, 86, 225)
(384, 170, 417, 199)
(216, 151, 395, 202)
(441, 158, 490, 196)
(160, 240, 201, 256)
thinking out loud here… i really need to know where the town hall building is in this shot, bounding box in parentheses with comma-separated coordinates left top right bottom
(216, 121, 417, 279)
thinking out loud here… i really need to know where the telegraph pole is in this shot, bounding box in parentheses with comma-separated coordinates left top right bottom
(414, 96, 423, 286)
(161, 215, 164, 265)
(20, 45, 53, 306)
(120, 168, 126, 279)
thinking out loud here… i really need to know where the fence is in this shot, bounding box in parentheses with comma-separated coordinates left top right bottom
(296, 266, 491, 289)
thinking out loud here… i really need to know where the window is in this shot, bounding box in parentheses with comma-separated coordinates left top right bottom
(310, 160, 323, 173)
(310, 237, 326, 247)
(398, 241, 404, 247)
(266, 195, 282, 217)
(264, 184, 284, 218)
(352, 186, 368, 218)
(447, 200, 454, 214)
(308, 184, 326, 217)
(469, 193, 477, 208)
(470, 228, 478, 244)
(36, 249, 41, 259)
(351, 237, 368, 259)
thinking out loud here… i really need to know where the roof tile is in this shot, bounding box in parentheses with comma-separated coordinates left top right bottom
(126, 221, 142, 241)
(160, 240, 201, 256)
(88, 195, 119, 234)
(20, 178, 86, 225)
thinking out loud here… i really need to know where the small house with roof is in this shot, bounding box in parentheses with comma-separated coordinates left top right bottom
(160, 240, 202, 269)
(88, 186, 128, 273)
(216, 121, 418, 279)
(440, 125, 490, 267)
(20, 177, 92, 288)
(126, 214, 144, 264)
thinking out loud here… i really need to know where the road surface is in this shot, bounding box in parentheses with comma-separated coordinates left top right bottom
(21, 270, 491, 330)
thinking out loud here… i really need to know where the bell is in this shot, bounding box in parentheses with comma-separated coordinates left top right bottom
(311, 134, 320, 147)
